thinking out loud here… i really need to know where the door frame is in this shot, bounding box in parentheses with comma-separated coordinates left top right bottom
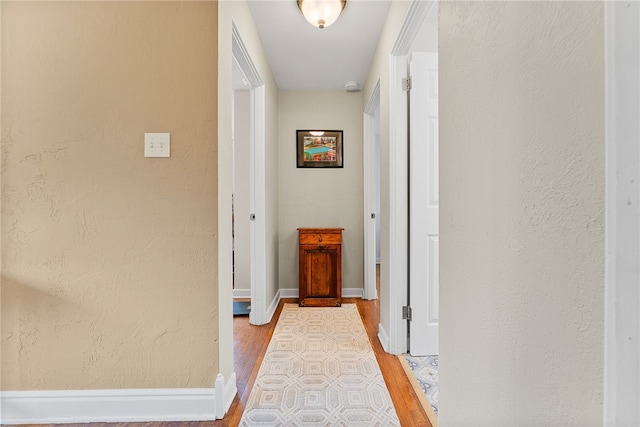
(384, 0, 436, 355)
(217, 17, 269, 417)
(605, 1, 640, 423)
(363, 80, 381, 301)
(231, 23, 268, 326)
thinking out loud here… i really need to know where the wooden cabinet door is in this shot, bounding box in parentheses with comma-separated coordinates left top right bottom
(301, 245, 341, 305)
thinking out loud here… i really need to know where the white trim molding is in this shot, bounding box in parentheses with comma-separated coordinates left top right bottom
(231, 23, 263, 87)
(384, 0, 437, 356)
(267, 289, 285, 321)
(363, 80, 381, 301)
(343, 288, 365, 299)
(387, 52, 409, 355)
(278, 288, 299, 299)
(266, 289, 366, 322)
(391, 0, 435, 56)
(275, 288, 365, 300)
(222, 372, 238, 418)
(1, 388, 218, 425)
(232, 289, 251, 299)
(378, 323, 391, 354)
(605, 1, 640, 425)
(384, 0, 436, 357)
(249, 84, 268, 326)
(232, 21, 268, 327)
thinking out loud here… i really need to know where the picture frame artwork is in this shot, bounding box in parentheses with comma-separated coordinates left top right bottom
(297, 130, 343, 168)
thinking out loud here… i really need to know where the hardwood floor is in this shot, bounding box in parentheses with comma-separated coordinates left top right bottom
(12, 294, 431, 427)
(228, 297, 432, 426)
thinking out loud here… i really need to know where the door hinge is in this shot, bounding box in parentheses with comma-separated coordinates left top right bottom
(402, 305, 412, 321)
(402, 77, 412, 92)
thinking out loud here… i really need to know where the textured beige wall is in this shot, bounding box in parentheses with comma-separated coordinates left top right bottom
(278, 90, 364, 291)
(1, 1, 219, 391)
(439, 2, 604, 425)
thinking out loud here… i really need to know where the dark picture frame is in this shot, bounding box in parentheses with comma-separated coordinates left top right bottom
(296, 130, 343, 168)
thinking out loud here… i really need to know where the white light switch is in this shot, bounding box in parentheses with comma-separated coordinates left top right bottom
(144, 133, 170, 157)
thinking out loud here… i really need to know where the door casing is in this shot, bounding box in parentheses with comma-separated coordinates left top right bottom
(363, 81, 381, 301)
(232, 23, 268, 326)
(379, 0, 436, 355)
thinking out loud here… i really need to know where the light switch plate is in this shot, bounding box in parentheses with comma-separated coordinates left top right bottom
(144, 133, 170, 157)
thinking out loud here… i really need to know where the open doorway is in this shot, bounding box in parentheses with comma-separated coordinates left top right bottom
(232, 58, 252, 316)
(375, 106, 381, 298)
(364, 82, 381, 301)
(231, 23, 268, 326)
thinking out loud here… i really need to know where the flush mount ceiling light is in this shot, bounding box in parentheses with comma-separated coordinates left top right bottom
(297, 0, 347, 29)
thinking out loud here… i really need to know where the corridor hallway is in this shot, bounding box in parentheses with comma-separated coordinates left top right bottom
(229, 297, 432, 426)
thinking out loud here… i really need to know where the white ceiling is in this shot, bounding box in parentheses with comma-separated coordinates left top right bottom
(246, 0, 391, 91)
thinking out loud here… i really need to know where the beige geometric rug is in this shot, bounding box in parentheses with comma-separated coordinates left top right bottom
(240, 303, 400, 426)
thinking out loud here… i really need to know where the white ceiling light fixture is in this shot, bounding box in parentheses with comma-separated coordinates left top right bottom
(297, 0, 347, 29)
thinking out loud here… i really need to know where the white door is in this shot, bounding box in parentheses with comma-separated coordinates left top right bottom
(409, 52, 439, 356)
(363, 83, 381, 301)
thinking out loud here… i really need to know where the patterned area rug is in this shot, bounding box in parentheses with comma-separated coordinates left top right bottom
(403, 354, 439, 415)
(240, 303, 400, 426)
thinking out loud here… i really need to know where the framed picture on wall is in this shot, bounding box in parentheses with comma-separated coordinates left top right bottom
(296, 130, 343, 168)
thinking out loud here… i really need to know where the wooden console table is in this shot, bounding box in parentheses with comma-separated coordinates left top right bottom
(298, 228, 343, 307)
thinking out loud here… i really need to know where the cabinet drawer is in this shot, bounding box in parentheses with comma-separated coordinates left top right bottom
(299, 233, 342, 245)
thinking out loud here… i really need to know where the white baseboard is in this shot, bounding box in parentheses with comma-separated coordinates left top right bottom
(1, 376, 237, 425)
(266, 290, 282, 322)
(232, 289, 251, 299)
(279, 288, 299, 298)
(277, 288, 364, 299)
(223, 372, 237, 415)
(262, 288, 365, 326)
(254, 287, 367, 328)
(343, 288, 364, 298)
(378, 322, 391, 354)
(256, 286, 368, 326)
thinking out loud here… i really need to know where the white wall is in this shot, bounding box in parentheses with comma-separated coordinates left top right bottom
(439, 2, 605, 425)
(233, 90, 251, 291)
(278, 90, 364, 292)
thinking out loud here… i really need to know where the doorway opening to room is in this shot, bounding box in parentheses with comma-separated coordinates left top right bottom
(364, 81, 381, 302)
(232, 57, 252, 317)
(231, 23, 268, 326)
